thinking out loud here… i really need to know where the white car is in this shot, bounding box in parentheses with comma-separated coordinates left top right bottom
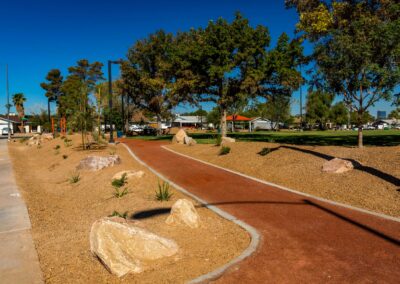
(1, 128, 13, 136)
(129, 124, 144, 133)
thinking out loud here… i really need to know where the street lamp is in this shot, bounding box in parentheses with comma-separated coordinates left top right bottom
(108, 59, 123, 143)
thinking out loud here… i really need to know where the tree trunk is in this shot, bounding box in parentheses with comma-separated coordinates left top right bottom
(47, 98, 51, 123)
(220, 108, 227, 137)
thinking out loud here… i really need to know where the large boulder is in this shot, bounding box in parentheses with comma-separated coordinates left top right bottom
(184, 136, 197, 146)
(112, 170, 145, 180)
(172, 129, 188, 144)
(322, 158, 354, 174)
(166, 199, 200, 229)
(77, 155, 121, 171)
(90, 217, 179, 277)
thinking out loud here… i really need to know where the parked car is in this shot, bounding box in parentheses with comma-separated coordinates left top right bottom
(128, 124, 144, 133)
(1, 128, 13, 136)
(142, 126, 157, 136)
(365, 125, 375, 130)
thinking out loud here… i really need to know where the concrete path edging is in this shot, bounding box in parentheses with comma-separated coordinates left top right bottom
(121, 143, 261, 283)
(162, 145, 400, 223)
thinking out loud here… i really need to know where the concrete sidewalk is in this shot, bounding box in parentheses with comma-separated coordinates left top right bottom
(0, 139, 42, 283)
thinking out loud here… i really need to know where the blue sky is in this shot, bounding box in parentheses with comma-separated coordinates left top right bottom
(0, 0, 396, 117)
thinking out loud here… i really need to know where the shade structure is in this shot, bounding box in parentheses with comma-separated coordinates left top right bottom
(226, 115, 251, 121)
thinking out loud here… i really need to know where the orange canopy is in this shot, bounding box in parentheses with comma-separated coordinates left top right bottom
(226, 115, 251, 121)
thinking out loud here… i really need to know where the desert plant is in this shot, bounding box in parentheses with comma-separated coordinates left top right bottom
(109, 211, 128, 219)
(215, 134, 222, 146)
(113, 187, 128, 198)
(155, 181, 172, 201)
(54, 144, 60, 150)
(62, 154, 68, 159)
(69, 171, 80, 184)
(64, 138, 72, 147)
(219, 146, 230, 155)
(111, 173, 127, 188)
(258, 148, 271, 156)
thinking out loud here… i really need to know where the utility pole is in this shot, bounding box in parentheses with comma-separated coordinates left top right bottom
(299, 63, 303, 130)
(108, 59, 123, 143)
(6, 64, 11, 141)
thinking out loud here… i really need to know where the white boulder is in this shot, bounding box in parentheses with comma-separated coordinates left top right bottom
(77, 155, 121, 171)
(90, 217, 179, 277)
(322, 158, 354, 174)
(112, 170, 145, 180)
(166, 199, 200, 229)
(172, 129, 188, 144)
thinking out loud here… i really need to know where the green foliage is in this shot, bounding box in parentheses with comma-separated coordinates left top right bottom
(64, 138, 72, 147)
(62, 154, 68, 159)
(306, 90, 334, 128)
(111, 173, 128, 188)
(330, 102, 349, 125)
(113, 187, 128, 198)
(155, 181, 172, 201)
(219, 146, 231, 155)
(12, 93, 27, 119)
(54, 145, 61, 150)
(69, 171, 80, 184)
(388, 109, 400, 119)
(109, 211, 128, 219)
(258, 147, 273, 156)
(40, 69, 63, 119)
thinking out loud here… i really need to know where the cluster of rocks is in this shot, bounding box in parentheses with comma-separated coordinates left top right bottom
(172, 129, 197, 146)
(26, 133, 54, 146)
(90, 199, 200, 277)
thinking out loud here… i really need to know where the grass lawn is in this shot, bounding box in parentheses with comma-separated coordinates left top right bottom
(128, 129, 400, 146)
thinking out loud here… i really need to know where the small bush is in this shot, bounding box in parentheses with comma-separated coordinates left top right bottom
(64, 139, 72, 147)
(114, 187, 128, 198)
(109, 211, 128, 219)
(156, 181, 173, 201)
(54, 145, 61, 150)
(219, 146, 231, 155)
(20, 137, 29, 143)
(62, 154, 68, 159)
(258, 148, 272, 156)
(111, 173, 127, 188)
(69, 171, 80, 184)
(215, 134, 222, 146)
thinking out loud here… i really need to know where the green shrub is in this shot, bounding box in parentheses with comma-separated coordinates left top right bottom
(258, 148, 272, 156)
(69, 171, 80, 184)
(62, 154, 68, 159)
(54, 145, 61, 150)
(114, 187, 128, 198)
(111, 173, 127, 188)
(155, 181, 172, 201)
(219, 146, 231, 155)
(215, 134, 222, 146)
(64, 138, 72, 147)
(109, 211, 128, 219)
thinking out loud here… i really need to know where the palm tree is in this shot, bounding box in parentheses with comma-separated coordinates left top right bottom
(12, 93, 27, 129)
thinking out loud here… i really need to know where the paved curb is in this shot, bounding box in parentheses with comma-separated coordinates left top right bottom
(121, 143, 261, 283)
(162, 145, 400, 223)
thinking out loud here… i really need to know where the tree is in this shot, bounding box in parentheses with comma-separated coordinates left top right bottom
(12, 93, 27, 129)
(173, 13, 270, 137)
(61, 59, 104, 149)
(330, 102, 349, 126)
(122, 30, 181, 135)
(287, 0, 400, 147)
(388, 109, 400, 119)
(40, 69, 63, 122)
(306, 90, 333, 129)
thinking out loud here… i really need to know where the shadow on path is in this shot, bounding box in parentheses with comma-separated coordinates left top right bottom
(131, 200, 399, 246)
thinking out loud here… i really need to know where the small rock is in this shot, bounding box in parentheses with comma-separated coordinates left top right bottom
(77, 155, 121, 171)
(166, 199, 200, 228)
(221, 137, 236, 145)
(90, 217, 179, 277)
(172, 129, 188, 144)
(112, 170, 145, 180)
(322, 158, 354, 174)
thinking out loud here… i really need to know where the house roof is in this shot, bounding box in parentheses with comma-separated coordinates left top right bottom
(0, 115, 21, 123)
(174, 115, 207, 123)
(250, 117, 272, 122)
(226, 115, 251, 121)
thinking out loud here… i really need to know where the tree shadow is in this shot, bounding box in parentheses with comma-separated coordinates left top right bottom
(131, 199, 399, 246)
(280, 145, 400, 187)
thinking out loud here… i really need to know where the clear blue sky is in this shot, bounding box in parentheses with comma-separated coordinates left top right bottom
(0, 0, 396, 117)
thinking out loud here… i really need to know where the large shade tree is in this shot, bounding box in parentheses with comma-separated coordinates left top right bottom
(40, 69, 63, 122)
(287, 0, 400, 147)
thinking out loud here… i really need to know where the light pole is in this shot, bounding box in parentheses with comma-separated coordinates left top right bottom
(6, 64, 11, 141)
(108, 59, 123, 143)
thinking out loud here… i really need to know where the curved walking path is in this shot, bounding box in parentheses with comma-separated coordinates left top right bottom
(0, 139, 43, 284)
(121, 139, 400, 283)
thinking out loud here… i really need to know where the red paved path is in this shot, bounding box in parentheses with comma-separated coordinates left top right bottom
(122, 139, 400, 283)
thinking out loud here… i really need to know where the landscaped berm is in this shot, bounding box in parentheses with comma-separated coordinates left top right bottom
(8, 134, 250, 283)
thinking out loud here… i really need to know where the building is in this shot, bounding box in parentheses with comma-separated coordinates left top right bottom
(172, 115, 207, 128)
(249, 117, 280, 131)
(377, 111, 387, 120)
